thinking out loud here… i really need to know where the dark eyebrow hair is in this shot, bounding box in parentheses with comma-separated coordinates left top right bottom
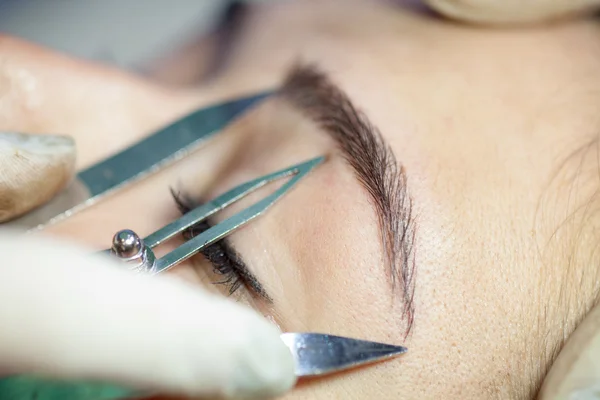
(279, 64, 417, 335)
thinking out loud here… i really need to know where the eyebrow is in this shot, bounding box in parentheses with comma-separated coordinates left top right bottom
(279, 64, 417, 335)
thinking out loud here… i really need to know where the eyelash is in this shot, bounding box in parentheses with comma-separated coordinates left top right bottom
(170, 189, 244, 296)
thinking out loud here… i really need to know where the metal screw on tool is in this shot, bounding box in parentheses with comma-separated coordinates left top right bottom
(112, 229, 142, 258)
(110, 229, 156, 273)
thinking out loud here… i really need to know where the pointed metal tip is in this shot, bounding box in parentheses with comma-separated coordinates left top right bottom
(281, 333, 407, 377)
(352, 339, 408, 363)
(385, 343, 409, 356)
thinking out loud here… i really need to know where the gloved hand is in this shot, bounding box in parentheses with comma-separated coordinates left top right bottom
(424, 0, 600, 24)
(537, 303, 600, 400)
(0, 132, 296, 399)
(0, 132, 76, 223)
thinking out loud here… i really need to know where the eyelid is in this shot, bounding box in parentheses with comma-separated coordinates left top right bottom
(192, 220, 245, 296)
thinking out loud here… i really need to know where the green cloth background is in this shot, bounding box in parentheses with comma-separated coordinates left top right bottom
(0, 375, 140, 400)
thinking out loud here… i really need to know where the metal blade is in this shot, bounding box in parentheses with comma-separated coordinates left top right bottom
(4, 91, 272, 231)
(152, 157, 324, 274)
(280, 333, 407, 377)
(0, 332, 405, 400)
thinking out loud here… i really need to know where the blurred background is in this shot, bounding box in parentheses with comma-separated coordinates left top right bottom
(0, 0, 237, 72)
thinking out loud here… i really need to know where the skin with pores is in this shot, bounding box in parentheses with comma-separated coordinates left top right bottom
(2, 1, 600, 399)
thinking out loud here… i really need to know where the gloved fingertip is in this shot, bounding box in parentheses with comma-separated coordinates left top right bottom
(0, 232, 297, 399)
(221, 315, 297, 399)
(145, 287, 297, 399)
(0, 131, 76, 222)
(539, 304, 600, 400)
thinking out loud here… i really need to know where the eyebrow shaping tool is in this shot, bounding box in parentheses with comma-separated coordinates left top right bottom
(0, 92, 407, 398)
(3, 91, 272, 231)
(103, 155, 407, 379)
(0, 334, 406, 400)
(105, 156, 324, 275)
(0, 155, 407, 400)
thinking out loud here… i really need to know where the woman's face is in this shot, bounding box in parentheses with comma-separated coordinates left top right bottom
(4, 1, 600, 398)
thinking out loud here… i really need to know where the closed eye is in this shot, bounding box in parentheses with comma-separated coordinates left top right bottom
(170, 188, 273, 302)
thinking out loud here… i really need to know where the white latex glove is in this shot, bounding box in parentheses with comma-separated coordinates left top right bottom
(0, 132, 296, 399)
(538, 303, 600, 400)
(0, 132, 76, 223)
(424, 0, 600, 24)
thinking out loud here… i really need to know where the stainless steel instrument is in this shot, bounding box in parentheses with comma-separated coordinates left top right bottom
(0, 91, 407, 400)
